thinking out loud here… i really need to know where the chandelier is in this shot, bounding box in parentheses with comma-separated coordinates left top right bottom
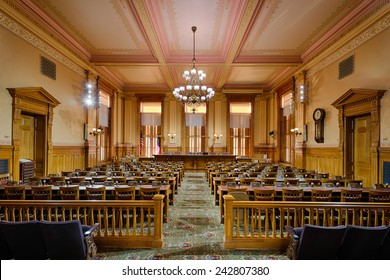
(173, 26, 215, 113)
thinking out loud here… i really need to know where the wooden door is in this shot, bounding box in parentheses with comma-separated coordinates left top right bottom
(34, 116, 46, 177)
(21, 115, 34, 160)
(353, 115, 371, 187)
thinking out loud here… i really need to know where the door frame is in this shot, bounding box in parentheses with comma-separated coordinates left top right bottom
(7, 87, 60, 181)
(332, 88, 385, 185)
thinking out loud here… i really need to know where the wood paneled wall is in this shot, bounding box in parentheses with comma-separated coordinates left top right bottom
(305, 147, 343, 177)
(51, 146, 85, 175)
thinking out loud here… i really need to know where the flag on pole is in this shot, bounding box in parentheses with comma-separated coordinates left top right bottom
(156, 135, 161, 155)
(140, 130, 144, 156)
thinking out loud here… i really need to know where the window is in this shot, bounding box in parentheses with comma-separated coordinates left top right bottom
(280, 93, 293, 163)
(229, 102, 251, 156)
(99, 92, 110, 162)
(140, 102, 161, 157)
(185, 104, 206, 153)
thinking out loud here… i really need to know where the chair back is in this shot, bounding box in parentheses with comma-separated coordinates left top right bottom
(260, 178, 276, 186)
(340, 188, 362, 202)
(128, 180, 138, 186)
(91, 176, 107, 185)
(140, 186, 160, 200)
(0, 222, 13, 259)
(239, 177, 255, 186)
(376, 227, 390, 260)
(368, 189, 390, 202)
(59, 185, 80, 200)
(250, 181, 261, 187)
(31, 185, 52, 200)
(70, 176, 86, 184)
(86, 186, 106, 200)
(39, 220, 87, 260)
(5, 185, 26, 200)
(311, 188, 332, 202)
(49, 176, 65, 184)
(284, 178, 299, 186)
(338, 225, 388, 260)
(227, 187, 247, 193)
(282, 188, 303, 201)
(253, 188, 275, 201)
(304, 178, 322, 186)
(228, 191, 249, 201)
(1, 220, 48, 260)
(115, 185, 136, 200)
(112, 176, 127, 184)
(28, 177, 42, 185)
(290, 224, 347, 260)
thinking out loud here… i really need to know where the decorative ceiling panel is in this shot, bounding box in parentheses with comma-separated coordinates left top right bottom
(19, 0, 382, 93)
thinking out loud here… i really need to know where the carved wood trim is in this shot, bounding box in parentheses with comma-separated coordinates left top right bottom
(331, 88, 385, 184)
(7, 87, 60, 181)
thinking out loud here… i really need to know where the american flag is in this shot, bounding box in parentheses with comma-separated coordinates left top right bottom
(140, 130, 144, 156)
(156, 135, 161, 155)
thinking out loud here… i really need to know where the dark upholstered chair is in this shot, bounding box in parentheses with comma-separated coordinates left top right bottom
(338, 225, 388, 260)
(1, 220, 48, 260)
(285, 224, 347, 260)
(376, 226, 390, 260)
(40, 220, 99, 260)
(0, 223, 13, 260)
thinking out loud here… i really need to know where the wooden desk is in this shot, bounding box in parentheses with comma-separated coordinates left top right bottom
(154, 154, 237, 172)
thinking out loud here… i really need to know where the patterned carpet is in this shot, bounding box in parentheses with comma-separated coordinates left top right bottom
(94, 172, 288, 260)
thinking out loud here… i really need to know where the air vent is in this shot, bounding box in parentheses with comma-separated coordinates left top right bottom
(338, 55, 354, 79)
(40, 56, 56, 80)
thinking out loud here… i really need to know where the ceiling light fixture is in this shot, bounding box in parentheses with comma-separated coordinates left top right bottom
(172, 26, 215, 113)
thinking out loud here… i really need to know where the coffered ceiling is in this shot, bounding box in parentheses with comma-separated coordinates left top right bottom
(17, 0, 380, 93)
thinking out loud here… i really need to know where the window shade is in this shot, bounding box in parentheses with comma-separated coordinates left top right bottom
(186, 113, 205, 126)
(141, 113, 161, 126)
(99, 105, 109, 127)
(230, 113, 250, 128)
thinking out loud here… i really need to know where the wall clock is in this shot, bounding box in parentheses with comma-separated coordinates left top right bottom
(313, 108, 325, 143)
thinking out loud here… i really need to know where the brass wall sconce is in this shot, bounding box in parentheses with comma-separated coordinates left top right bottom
(90, 126, 103, 136)
(168, 133, 176, 139)
(291, 128, 302, 136)
(269, 130, 276, 139)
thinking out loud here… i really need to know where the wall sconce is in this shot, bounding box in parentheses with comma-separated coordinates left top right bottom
(269, 130, 276, 139)
(214, 134, 223, 140)
(168, 133, 176, 139)
(90, 126, 104, 136)
(291, 128, 302, 136)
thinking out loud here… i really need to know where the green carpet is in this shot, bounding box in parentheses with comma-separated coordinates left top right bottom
(94, 172, 288, 260)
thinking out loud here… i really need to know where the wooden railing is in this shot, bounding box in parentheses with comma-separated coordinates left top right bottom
(223, 195, 390, 249)
(0, 195, 164, 248)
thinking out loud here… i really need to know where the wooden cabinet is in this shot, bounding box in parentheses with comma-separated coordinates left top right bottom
(19, 159, 34, 184)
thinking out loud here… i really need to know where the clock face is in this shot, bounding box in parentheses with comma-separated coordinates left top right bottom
(313, 108, 324, 121)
